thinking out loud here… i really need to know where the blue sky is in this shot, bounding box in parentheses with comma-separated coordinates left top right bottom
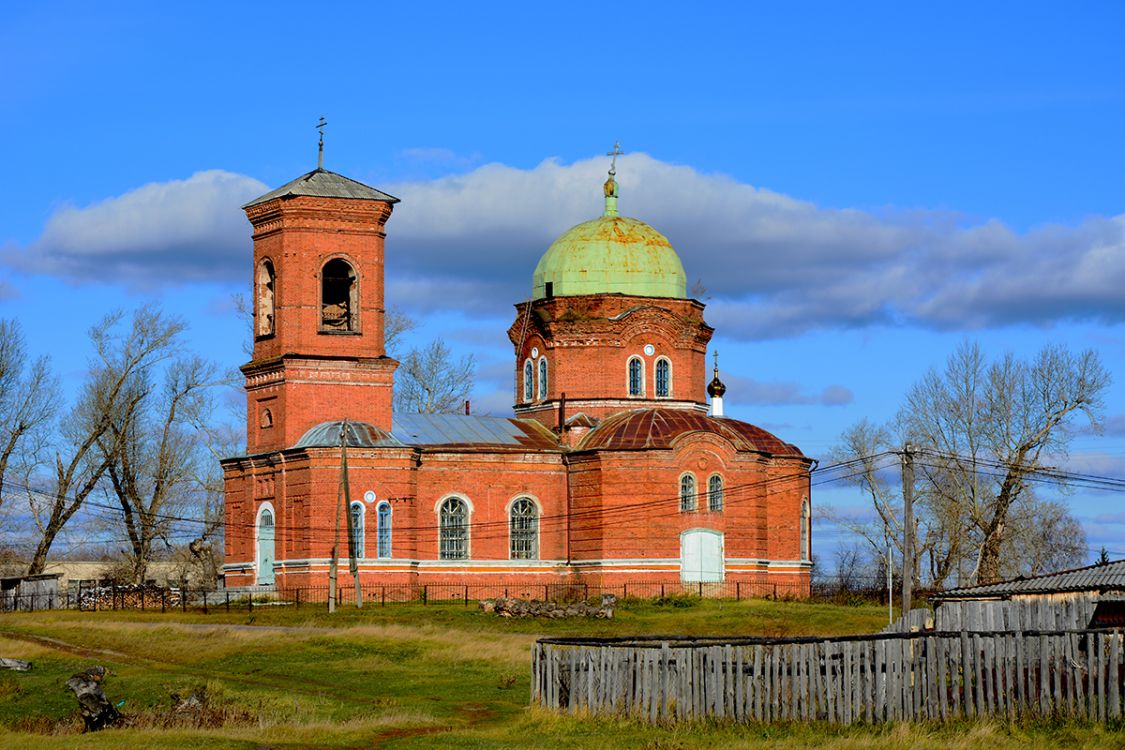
(2, 2, 1124, 566)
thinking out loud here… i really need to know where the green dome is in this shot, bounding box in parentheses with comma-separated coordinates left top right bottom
(532, 191, 687, 300)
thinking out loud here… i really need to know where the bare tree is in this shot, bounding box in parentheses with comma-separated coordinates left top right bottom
(384, 309, 417, 358)
(829, 341, 1107, 589)
(24, 308, 185, 574)
(901, 341, 1108, 584)
(826, 420, 901, 547)
(1002, 497, 1086, 578)
(0, 320, 57, 518)
(393, 339, 475, 415)
(99, 355, 221, 583)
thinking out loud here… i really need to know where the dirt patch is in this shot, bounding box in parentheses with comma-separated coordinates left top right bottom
(367, 702, 500, 748)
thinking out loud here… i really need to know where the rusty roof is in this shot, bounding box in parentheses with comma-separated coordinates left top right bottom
(575, 408, 804, 456)
(244, 168, 400, 208)
(933, 559, 1125, 600)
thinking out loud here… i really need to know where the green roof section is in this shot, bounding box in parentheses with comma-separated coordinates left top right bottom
(531, 177, 687, 300)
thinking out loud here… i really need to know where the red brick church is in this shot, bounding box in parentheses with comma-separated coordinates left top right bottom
(222, 151, 813, 595)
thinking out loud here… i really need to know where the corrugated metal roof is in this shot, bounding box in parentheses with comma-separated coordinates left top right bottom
(243, 169, 400, 208)
(390, 413, 559, 450)
(934, 559, 1125, 599)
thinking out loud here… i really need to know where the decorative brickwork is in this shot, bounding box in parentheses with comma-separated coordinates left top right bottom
(223, 167, 812, 596)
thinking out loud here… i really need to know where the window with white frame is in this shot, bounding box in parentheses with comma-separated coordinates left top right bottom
(708, 474, 724, 512)
(509, 497, 539, 560)
(349, 502, 365, 559)
(655, 357, 671, 397)
(439, 497, 469, 560)
(377, 501, 392, 559)
(628, 357, 644, 396)
(523, 360, 534, 402)
(538, 357, 548, 400)
(680, 473, 697, 512)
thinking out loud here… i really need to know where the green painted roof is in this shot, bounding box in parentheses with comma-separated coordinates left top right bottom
(532, 205, 687, 300)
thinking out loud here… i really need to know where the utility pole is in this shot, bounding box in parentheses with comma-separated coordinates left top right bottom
(901, 442, 915, 616)
(341, 423, 362, 609)
(327, 422, 346, 613)
(886, 534, 894, 627)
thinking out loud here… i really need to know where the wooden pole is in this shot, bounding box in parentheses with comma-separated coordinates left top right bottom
(327, 422, 346, 613)
(340, 421, 362, 609)
(901, 443, 915, 615)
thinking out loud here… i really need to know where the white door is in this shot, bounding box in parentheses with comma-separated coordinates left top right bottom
(680, 529, 724, 583)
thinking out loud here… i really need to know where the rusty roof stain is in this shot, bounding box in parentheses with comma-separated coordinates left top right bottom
(575, 408, 804, 456)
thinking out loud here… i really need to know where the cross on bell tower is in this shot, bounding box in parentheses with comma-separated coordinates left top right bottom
(317, 116, 327, 170)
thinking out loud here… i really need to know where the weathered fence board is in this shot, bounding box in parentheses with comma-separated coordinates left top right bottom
(534, 629, 1125, 725)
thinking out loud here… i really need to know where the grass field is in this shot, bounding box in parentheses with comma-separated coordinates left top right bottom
(0, 598, 1121, 749)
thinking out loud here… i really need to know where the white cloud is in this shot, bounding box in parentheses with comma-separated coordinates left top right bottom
(10, 155, 1125, 340)
(8, 170, 267, 285)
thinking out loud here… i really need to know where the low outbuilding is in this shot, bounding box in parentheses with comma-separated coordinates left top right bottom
(931, 559, 1125, 631)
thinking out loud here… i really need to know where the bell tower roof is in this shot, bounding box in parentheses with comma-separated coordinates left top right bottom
(243, 168, 400, 208)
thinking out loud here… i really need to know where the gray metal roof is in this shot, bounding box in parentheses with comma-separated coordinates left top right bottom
(291, 415, 559, 451)
(933, 559, 1125, 600)
(293, 421, 404, 449)
(390, 413, 558, 450)
(243, 169, 400, 208)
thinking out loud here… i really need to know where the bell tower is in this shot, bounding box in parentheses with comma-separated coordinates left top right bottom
(241, 160, 400, 455)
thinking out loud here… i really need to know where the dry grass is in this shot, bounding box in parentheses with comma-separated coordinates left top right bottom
(0, 602, 1121, 748)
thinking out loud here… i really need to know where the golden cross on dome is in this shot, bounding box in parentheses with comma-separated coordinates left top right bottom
(606, 141, 624, 176)
(317, 116, 327, 170)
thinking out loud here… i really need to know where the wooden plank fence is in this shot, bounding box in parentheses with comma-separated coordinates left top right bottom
(532, 629, 1125, 724)
(934, 596, 1098, 632)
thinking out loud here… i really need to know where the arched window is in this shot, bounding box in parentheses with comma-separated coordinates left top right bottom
(628, 357, 644, 396)
(321, 258, 357, 331)
(680, 473, 696, 512)
(256, 507, 275, 586)
(257, 259, 275, 337)
(538, 357, 548, 400)
(708, 474, 724, 512)
(439, 497, 469, 560)
(655, 358, 671, 398)
(349, 502, 365, 559)
(259, 408, 273, 429)
(801, 498, 811, 561)
(509, 497, 539, 560)
(377, 502, 392, 559)
(523, 360, 534, 402)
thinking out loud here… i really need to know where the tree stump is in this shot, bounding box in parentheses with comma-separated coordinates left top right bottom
(65, 666, 120, 732)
